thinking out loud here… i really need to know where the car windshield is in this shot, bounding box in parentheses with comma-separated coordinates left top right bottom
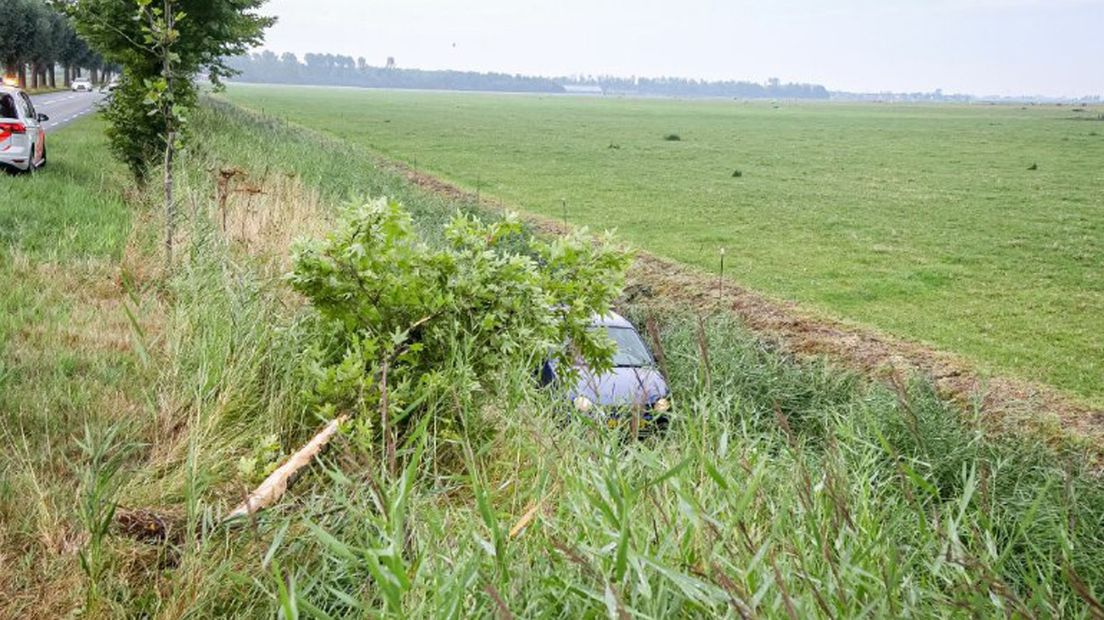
(605, 326, 653, 367)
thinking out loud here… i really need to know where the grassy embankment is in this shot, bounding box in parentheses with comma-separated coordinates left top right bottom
(0, 100, 1102, 617)
(220, 84, 1104, 406)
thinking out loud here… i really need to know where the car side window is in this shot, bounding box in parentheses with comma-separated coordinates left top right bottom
(12, 94, 28, 119)
(19, 93, 36, 120)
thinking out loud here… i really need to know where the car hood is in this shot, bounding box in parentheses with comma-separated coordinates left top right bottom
(569, 365, 669, 407)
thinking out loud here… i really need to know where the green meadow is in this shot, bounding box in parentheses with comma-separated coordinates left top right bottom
(222, 84, 1104, 404)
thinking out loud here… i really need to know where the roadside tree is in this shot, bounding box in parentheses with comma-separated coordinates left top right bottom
(69, 0, 274, 262)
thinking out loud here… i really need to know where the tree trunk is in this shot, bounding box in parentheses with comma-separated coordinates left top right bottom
(164, 127, 175, 266)
(226, 415, 349, 520)
(17, 64, 27, 89)
(162, 0, 178, 268)
(30, 65, 39, 90)
(47, 64, 56, 88)
(64, 65, 71, 87)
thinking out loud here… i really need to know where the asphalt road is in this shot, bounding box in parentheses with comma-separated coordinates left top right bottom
(30, 90, 106, 131)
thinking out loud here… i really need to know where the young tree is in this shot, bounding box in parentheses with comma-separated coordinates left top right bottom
(69, 0, 273, 263)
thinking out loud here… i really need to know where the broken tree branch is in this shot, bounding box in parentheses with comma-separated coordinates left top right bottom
(226, 414, 348, 521)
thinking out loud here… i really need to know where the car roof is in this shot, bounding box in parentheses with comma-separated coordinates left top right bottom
(591, 312, 635, 329)
(0, 85, 22, 95)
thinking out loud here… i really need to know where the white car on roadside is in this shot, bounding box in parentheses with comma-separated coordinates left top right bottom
(0, 85, 48, 173)
(71, 77, 92, 92)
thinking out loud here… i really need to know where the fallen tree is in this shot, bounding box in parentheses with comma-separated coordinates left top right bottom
(221, 198, 630, 518)
(227, 414, 348, 520)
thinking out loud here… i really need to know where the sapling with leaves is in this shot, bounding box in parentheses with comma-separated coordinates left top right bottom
(68, 0, 273, 262)
(136, 0, 184, 265)
(288, 199, 631, 472)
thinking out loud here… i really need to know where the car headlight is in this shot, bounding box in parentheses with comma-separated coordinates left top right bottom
(573, 395, 593, 412)
(653, 397, 671, 413)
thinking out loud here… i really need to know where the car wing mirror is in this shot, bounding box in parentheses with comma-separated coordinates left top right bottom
(37, 113, 49, 122)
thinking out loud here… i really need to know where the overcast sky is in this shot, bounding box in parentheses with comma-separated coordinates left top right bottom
(258, 0, 1103, 97)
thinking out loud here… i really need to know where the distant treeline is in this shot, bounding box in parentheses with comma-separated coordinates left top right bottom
(558, 76, 830, 99)
(1, 0, 111, 89)
(226, 52, 831, 99)
(226, 52, 565, 93)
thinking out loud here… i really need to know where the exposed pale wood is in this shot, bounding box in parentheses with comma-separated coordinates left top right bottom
(226, 414, 348, 520)
(508, 501, 542, 539)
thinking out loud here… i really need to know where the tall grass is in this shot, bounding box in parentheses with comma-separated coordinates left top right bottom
(76, 423, 131, 613)
(184, 315, 1098, 618)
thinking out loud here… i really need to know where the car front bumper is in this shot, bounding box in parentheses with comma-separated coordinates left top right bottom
(592, 404, 671, 434)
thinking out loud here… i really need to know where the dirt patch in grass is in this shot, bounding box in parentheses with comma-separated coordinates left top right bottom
(393, 162, 1104, 452)
(213, 166, 331, 273)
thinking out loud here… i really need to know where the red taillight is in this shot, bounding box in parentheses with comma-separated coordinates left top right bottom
(0, 122, 26, 137)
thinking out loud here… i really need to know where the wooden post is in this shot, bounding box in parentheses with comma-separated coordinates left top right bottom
(718, 248, 726, 302)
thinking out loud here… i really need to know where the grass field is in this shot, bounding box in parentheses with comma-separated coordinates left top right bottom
(220, 84, 1104, 405)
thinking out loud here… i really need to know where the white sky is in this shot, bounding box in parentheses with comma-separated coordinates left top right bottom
(258, 0, 1104, 97)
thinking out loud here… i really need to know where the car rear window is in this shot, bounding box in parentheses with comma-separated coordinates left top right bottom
(0, 94, 17, 119)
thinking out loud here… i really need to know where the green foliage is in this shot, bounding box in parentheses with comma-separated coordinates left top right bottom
(70, 0, 273, 178)
(102, 72, 193, 177)
(237, 433, 285, 483)
(289, 198, 631, 439)
(0, 0, 101, 87)
(72, 0, 273, 83)
(76, 423, 131, 612)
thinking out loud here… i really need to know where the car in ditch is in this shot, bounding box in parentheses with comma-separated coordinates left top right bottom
(0, 85, 48, 174)
(539, 312, 672, 432)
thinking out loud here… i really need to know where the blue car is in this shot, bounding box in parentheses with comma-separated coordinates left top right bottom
(540, 312, 672, 431)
